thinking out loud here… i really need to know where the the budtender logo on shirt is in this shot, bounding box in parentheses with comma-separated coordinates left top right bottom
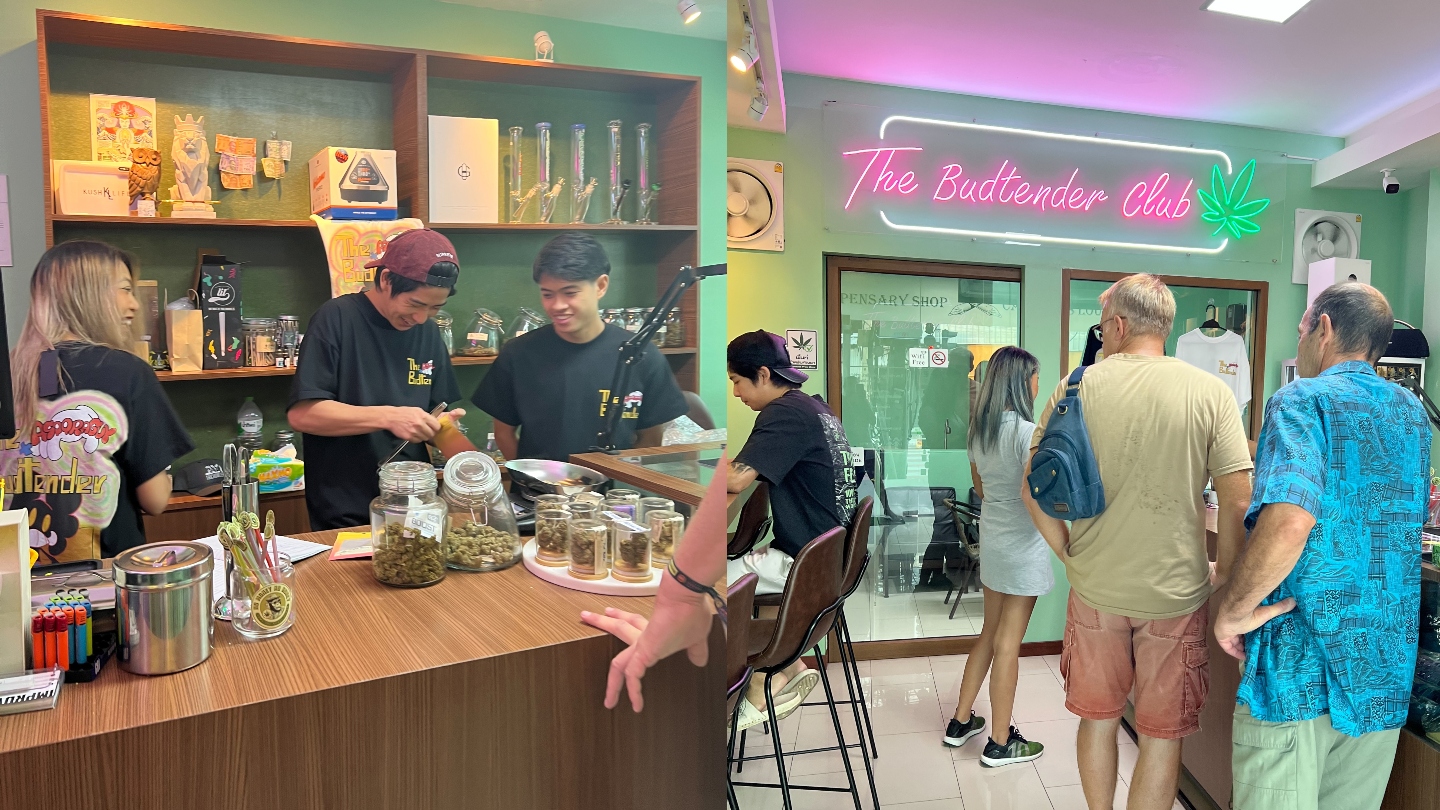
(819, 412, 858, 523)
(598, 389, 644, 420)
(0, 391, 128, 564)
(407, 358, 434, 386)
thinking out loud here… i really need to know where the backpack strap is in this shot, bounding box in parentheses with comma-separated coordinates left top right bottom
(1065, 364, 1087, 397)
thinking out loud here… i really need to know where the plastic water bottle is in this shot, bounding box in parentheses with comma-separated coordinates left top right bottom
(485, 432, 505, 464)
(237, 396, 264, 436)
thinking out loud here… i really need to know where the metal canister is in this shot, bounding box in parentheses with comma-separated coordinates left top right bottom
(113, 542, 214, 675)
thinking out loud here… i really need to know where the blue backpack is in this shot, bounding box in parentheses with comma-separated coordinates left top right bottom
(1027, 365, 1106, 520)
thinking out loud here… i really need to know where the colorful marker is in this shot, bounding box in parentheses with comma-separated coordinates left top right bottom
(43, 612, 56, 670)
(73, 607, 87, 667)
(54, 612, 69, 671)
(81, 595, 93, 656)
(31, 614, 44, 669)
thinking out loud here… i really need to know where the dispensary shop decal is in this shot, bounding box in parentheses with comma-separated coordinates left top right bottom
(837, 115, 1271, 254)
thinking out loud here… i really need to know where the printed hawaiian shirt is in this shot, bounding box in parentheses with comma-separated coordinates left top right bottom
(1238, 361, 1429, 736)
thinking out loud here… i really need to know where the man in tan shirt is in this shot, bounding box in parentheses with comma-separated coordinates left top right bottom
(1025, 274, 1253, 809)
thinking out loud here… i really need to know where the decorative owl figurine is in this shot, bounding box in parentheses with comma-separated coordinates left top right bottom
(127, 147, 161, 208)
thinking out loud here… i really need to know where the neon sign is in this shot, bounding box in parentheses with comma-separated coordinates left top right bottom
(834, 114, 1271, 255)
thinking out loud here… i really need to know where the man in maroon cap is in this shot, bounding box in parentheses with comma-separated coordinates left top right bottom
(287, 228, 470, 530)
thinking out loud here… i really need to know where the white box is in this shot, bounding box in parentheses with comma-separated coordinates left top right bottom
(428, 116, 499, 224)
(51, 160, 130, 216)
(0, 509, 30, 673)
(1306, 258, 1372, 308)
(308, 147, 397, 220)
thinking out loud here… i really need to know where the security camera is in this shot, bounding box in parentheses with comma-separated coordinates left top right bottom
(1383, 169, 1399, 194)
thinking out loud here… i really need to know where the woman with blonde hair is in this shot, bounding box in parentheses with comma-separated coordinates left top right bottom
(3, 240, 192, 561)
(941, 345, 1053, 766)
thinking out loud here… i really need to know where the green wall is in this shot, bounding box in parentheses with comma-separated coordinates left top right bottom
(729, 73, 1420, 643)
(0, 0, 728, 454)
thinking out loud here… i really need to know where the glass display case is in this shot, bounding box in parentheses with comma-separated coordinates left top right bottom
(570, 442, 733, 524)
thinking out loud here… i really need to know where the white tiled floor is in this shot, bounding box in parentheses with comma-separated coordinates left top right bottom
(730, 654, 1183, 810)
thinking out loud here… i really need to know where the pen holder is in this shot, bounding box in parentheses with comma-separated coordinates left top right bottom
(212, 483, 258, 622)
(229, 553, 296, 640)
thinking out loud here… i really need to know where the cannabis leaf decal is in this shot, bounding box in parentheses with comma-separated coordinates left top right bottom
(790, 334, 814, 353)
(1196, 159, 1269, 239)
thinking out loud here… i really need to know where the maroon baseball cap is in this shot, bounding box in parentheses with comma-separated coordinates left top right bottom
(365, 228, 460, 289)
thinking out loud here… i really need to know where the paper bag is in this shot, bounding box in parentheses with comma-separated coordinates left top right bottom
(166, 309, 204, 372)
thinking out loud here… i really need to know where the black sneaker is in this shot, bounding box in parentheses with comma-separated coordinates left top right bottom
(980, 726, 1044, 767)
(942, 712, 986, 747)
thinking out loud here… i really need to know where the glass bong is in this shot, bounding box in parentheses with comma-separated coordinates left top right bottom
(635, 122, 659, 225)
(535, 122, 564, 224)
(508, 126, 539, 223)
(570, 124, 597, 223)
(605, 119, 629, 224)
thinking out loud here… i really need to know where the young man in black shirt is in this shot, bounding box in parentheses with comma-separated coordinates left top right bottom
(287, 229, 470, 530)
(726, 330, 858, 729)
(472, 233, 687, 461)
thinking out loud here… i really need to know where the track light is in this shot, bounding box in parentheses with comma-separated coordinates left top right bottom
(534, 31, 554, 62)
(677, 0, 701, 24)
(749, 91, 769, 122)
(730, 13, 758, 71)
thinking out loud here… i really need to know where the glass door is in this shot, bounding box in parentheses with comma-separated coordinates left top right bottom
(826, 256, 1022, 643)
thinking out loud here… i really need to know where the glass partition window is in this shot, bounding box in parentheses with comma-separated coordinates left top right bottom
(830, 262, 1021, 642)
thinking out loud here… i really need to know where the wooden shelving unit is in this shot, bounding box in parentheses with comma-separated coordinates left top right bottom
(35, 9, 704, 459)
(152, 347, 696, 381)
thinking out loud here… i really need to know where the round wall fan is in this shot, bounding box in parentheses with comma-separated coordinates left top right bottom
(1292, 209, 1362, 284)
(727, 158, 784, 251)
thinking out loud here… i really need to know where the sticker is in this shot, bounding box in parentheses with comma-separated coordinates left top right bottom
(403, 510, 443, 538)
(785, 329, 819, 369)
(930, 349, 949, 368)
(250, 582, 293, 631)
(907, 347, 929, 368)
(466, 332, 488, 344)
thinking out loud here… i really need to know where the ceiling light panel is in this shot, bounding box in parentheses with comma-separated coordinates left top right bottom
(1204, 0, 1314, 24)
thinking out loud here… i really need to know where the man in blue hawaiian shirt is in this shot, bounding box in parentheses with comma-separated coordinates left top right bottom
(1215, 283, 1428, 810)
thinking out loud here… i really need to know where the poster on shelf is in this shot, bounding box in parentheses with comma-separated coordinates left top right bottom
(311, 215, 425, 298)
(89, 95, 156, 166)
(0, 175, 11, 267)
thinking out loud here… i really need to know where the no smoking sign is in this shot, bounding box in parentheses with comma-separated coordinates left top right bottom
(908, 347, 950, 369)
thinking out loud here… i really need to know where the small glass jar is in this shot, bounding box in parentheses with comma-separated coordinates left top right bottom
(434, 310, 454, 356)
(277, 315, 300, 368)
(242, 318, 278, 367)
(601, 309, 619, 325)
(534, 494, 571, 513)
(369, 461, 447, 587)
(623, 307, 645, 333)
(637, 496, 675, 526)
(229, 553, 296, 640)
(611, 519, 653, 582)
(508, 307, 548, 342)
(567, 519, 609, 580)
(441, 451, 522, 572)
(534, 509, 571, 566)
(647, 509, 684, 568)
(271, 428, 298, 454)
(650, 308, 666, 347)
(605, 489, 642, 520)
(236, 431, 265, 453)
(459, 308, 504, 357)
(572, 491, 606, 508)
(664, 310, 686, 348)
(568, 501, 599, 521)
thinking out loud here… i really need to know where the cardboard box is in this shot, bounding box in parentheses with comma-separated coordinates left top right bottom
(51, 160, 130, 216)
(308, 147, 397, 220)
(428, 116, 499, 223)
(194, 252, 243, 369)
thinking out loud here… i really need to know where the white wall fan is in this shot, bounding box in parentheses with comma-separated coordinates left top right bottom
(727, 157, 784, 252)
(1292, 209, 1362, 284)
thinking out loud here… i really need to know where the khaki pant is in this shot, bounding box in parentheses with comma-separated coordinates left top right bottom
(1232, 704, 1400, 810)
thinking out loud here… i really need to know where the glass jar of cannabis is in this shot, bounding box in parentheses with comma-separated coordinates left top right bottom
(610, 518, 653, 583)
(534, 509, 571, 567)
(567, 519, 609, 580)
(369, 461, 447, 588)
(459, 308, 504, 357)
(623, 307, 645, 333)
(434, 310, 454, 356)
(649, 307, 666, 347)
(277, 315, 300, 367)
(604, 489, 642, 520)
(242, 318, 278, 367)
(440, 451, 521, 572)
(637, 496, 675, 526)
(508, 307, 548, 342)
(533, 494, 571, 513)
(663, 310, 686, 348)
(647, 509, 684, 568)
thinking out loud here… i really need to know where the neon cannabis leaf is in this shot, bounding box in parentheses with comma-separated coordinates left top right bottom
(1196, 159, 1269, 240)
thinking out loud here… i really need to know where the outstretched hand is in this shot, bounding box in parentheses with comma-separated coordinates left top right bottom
(581, 594, 714, 712)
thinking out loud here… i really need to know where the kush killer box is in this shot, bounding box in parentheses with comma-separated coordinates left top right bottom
(308, 147, 398, 220)
(194, 253, 243, 369)
(428, 116, 499, 224)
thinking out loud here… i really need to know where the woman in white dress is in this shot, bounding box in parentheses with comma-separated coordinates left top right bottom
(941, 346, 1054, 767)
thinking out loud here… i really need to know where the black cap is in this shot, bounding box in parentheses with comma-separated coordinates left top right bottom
(728, 330, 809, 384)
(172, 459, 223, 497)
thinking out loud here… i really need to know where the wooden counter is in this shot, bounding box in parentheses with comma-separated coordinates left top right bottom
(145, 488, 310, 543)
(0, 529, 723, 808)
(572, 441, 740, 522)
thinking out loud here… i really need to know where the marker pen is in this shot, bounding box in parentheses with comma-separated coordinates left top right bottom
(31, 614, 44, 669)
(74, 607, 87, 667)
(43, 612, 56, 670)
(55, 612, 69, 671)
(60, 606, 76, 667)
(81, 595, 93, 656)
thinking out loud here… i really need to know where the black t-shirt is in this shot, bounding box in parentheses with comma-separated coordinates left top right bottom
(0, 344, 194, 559)
(288, 293, 461, 530)
(735, 391, 857, 558)
(471, 323, 688, 461)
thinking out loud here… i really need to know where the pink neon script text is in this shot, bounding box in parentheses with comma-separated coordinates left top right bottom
(933, 162, 1106, 212)
(842, 147, 924, 209)
(1122, 173, 1194, 220)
